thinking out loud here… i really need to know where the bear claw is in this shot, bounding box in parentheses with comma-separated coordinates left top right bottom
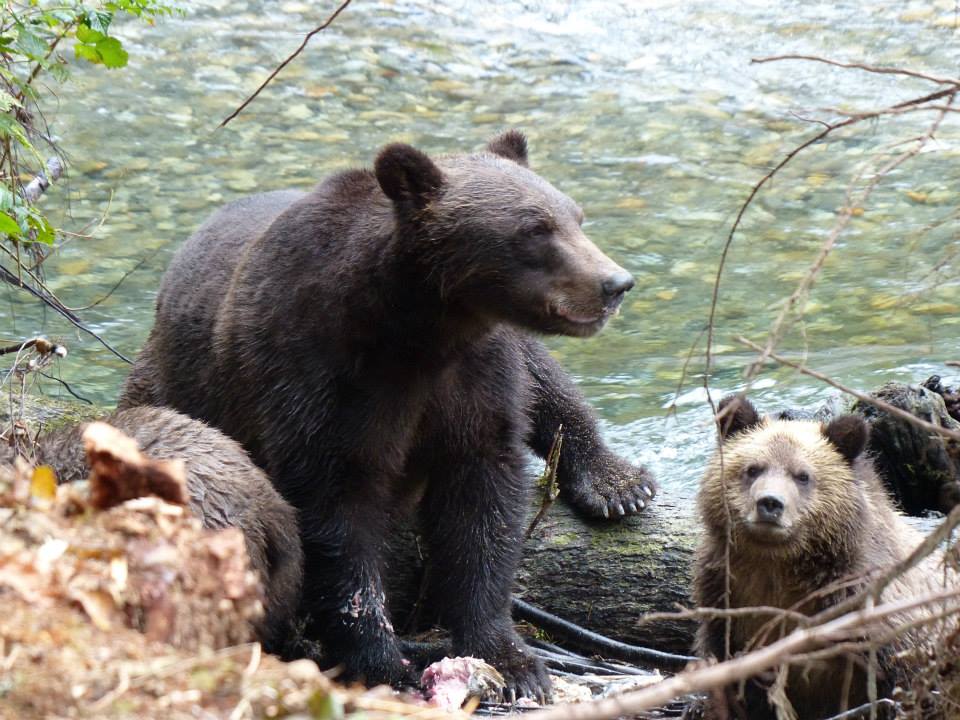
(562, 452, 658, 520)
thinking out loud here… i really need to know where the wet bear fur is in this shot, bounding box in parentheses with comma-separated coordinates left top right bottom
(693, 395, 957, 720)
(28, 406, 303, 656)
(118, 131, 654, 698)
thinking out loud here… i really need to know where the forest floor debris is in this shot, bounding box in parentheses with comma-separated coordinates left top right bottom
(0, 438, 466, 719)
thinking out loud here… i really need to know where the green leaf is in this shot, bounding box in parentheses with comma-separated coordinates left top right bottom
(15, 26, 48, 62)
(75, 43, 102, 64)
(85, 10, 114, 35)
(0, 113, 31, 147)
(26, 212, 55, 245)
(0, 91, 22, 112)
(76, 24, 106, 44)
(48, 62, 70, 83)
(0, 188, 14, 211)
(0, 213, 22, 238)
(96, 37, 129, 68)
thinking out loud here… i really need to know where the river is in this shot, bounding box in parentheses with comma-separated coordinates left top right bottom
(4, 0, 959, 492)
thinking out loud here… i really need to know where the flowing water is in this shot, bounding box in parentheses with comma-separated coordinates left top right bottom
(4, 0, 959, 492)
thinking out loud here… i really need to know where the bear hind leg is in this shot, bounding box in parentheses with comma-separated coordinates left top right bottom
(419, 450, 551, 703)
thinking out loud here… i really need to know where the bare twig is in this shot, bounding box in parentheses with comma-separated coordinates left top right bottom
(22, 156, 64, 203)
(751, 55, 960, 86)
(219, 0, 353, 128)
(0, 336, 64, 357)
(696, 57, 959, 401)
(525, 426, 562, 540)
(0, 264, 131, 363)
(735, 336, 960, 443)
(36, 371, 92, 405)
(526, 589, 960, 720)
(69, 250, 158, 312)
(638, 604, 810, 629)
(742, 96, 954, 382)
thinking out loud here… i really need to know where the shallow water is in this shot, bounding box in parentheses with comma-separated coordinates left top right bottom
(3, 0, 959, 492)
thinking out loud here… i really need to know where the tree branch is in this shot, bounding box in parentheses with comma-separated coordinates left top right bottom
(526, 590, 960, 720)
(219, 0, 353, 128)
(735, 336, 960, 443)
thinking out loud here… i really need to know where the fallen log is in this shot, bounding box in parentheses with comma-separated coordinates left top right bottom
(7, 379, 959, 662)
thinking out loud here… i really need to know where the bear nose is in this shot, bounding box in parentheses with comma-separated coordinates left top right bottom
(601, 271, 635, 302)
(756, 495, 785, 522)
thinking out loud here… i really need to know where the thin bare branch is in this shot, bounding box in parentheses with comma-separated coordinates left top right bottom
(735, 336, 960, 443)
(219, 0, 353, 128)
(743, 96, 954, 382)
(751, 55, 960, 86)
(526, 589, 960, 720)
(639, 604, 810, 628)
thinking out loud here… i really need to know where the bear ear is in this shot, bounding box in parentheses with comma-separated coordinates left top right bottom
(716, 394, 761, 441)
(822, 415, 869, 463)
(487, 130, 528, 167)
(374, 143, 445, 209)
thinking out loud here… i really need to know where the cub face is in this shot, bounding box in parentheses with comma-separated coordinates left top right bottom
(704, 395, 870, 553)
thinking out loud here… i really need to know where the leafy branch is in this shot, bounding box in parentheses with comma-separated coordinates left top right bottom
(0, 1, 179, 362)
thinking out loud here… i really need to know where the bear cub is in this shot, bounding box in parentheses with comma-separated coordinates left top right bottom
(118, 131, 652, 700)
(693, 395, 957, 720)
(22, 406, 303, 656)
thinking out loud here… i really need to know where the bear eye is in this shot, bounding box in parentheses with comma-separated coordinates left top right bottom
(795, 471, 811, 485)
(745, 464, 764, 479)
(524, 220, 554, 239)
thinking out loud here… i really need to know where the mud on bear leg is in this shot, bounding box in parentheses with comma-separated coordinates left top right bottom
(521, 336, 656, 518)
(419, 450, 551, 703)
(297, 504, 414, 687)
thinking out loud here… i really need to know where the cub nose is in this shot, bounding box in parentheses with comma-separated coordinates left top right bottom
(756, 495, 785, 522)
(601, 271, 635, 302)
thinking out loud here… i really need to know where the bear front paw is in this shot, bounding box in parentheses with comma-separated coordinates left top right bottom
(485, 643, 552, 705)
(562, 452, 657, 519)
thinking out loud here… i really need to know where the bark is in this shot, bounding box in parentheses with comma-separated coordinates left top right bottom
(515, 490, 699, 656)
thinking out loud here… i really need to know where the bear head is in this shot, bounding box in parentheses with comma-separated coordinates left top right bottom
(699, 394, 871, 560)
(373, 130, 634, 338)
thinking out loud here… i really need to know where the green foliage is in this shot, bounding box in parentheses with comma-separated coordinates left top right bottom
(0, 1, 179, 264)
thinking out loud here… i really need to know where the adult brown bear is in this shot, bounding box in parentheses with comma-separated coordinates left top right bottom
(119, 131, 654, 700)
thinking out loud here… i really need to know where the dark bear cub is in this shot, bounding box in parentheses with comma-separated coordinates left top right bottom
(23, 406, 303, 655)
(693, 395, 956, 720)
(119, 131, 649, 700)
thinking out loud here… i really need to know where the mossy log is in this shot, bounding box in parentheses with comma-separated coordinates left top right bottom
(515, 489, 700, 656)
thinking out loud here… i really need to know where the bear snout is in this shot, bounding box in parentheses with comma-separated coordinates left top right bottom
(755, 494, 785, 523)
(601, 270, 635, 308)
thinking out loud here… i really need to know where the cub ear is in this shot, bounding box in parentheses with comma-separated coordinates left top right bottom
(822, 415, 869, 463)
(716, 394, 761, 441)
(375, 143, 444, 209)
(487, 129, 528, 167)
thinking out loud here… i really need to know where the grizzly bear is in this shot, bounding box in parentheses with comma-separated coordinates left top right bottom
(693, 395, 956, 719)
(118, 131, 654, 699)
(23, 406, 303, 656)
